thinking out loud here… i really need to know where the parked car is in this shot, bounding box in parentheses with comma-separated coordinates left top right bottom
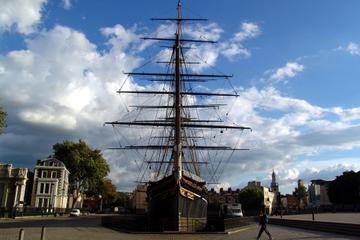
(70, 209, 81, 217)
(220, 203, 243, 217)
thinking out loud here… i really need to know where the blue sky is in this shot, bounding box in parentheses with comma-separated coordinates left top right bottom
(1, 0, 360, 194)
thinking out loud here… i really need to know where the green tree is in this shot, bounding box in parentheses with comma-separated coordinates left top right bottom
(294, 184, 307, 208)
(0, 106, 6, 134)
(98, 178, 118, 205)
(115, 192, 131, 208)
(328, 171, 360, 205)
(238, 187, 263, 211)
(53, 140, 110, 205)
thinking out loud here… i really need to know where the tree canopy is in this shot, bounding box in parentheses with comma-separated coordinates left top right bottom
(98, 178, 118, 205)
(114, 192, 131, 208)
(0, 106, 6, 134)
(53, 140, 110, 194)
(238, 187, 263, 211)
(293, 185, 307, 201)
(328, 171, 360, 205)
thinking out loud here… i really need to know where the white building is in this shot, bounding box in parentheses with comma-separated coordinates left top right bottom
(308, 179, 331, 208)
(31, 157, 69, 209)
(0, 164, 28, 210)
(131, 184, 148, 214)
(243, 181, 276, 214)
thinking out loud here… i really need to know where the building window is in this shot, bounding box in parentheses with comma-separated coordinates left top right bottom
(45, 184, 50, 194)
(42, 171, 47, 178)
(38, 198, 43, 207)
(40, 183, 44, 194)
(52, 171, 57, 178)
(44, 198, 48, 207)
(0, 184, 4, 204)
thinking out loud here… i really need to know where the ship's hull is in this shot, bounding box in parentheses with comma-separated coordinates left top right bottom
(147, 173, 207, 232)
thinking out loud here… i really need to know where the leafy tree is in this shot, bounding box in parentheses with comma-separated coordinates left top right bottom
(98, 178, 118, 205)
(53, 140, 110, 205)
(294, 184, 307, 208)
(328, 171, 360, 205)
(0, 106, 6, 134)
(238, 187, 263, 211)
(115, 192, 131, 208)
(294, 185, 307, 200)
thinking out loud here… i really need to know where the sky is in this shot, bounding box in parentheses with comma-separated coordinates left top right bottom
(1, 0, 360, 194)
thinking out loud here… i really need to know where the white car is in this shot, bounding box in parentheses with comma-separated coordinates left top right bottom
(70, 209, 81, 217)
(221, 203, 244, 217)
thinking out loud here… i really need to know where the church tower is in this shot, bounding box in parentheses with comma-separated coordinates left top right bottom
(271, 170, 279, 193)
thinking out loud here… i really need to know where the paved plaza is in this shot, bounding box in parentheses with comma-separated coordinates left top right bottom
(1, 214, 359, 240)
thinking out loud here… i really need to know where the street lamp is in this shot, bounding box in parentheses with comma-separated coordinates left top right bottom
(98, 195, 103, 212)
(13, 181, 19, 219)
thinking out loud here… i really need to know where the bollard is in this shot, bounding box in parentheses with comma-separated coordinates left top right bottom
(18, 228, 24, 240)
(41, 226, 46, 240)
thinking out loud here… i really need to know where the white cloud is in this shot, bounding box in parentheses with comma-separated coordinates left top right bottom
(332, 107, 360, 122)
(270, 62, 304, 82)
(101, 24, 140, 52)
(0, 24, 143, 131)
(233, 22, 261, 42)
(179, 21, 261, 71)
(183, 22, 223, 42)
(138, 21, 260, 72)
(185, 44, 220, 72)
(207, 84, 360, 193)
(346, 42, 360, 56)
(19, 110, 77, 130)
(214, 182, 231, 192)
(220, 22, 261, 60)
(282, 168, 300, 181)
(0, 0, 47, 34)
(63, 0, 71, 9)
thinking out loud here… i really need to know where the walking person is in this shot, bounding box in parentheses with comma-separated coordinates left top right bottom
(256, 206, 272, 240)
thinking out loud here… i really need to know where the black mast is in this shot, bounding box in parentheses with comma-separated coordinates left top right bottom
(174, 0, 183, 182)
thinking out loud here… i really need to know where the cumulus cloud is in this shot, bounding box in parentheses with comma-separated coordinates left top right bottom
(221, 22, 261, 60)
(183, 22, 223, 42)
(101, 24, 140, 52)
(206, 85, 360, 193)
(332, 107, 360, 122)
(63, 0, 72, 9)
(272, 160, 360, 193)
(346, 42, 360, 56)
(180, 21, 261, 72)
(0, 24, 143, 174)
(270, 62, 304, 82)
(0, 0, 47, 34)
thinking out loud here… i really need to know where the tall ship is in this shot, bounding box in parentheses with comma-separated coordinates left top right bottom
(106, 0, 251, 232)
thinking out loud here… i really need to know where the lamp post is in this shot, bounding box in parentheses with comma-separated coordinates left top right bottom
(13, 181, 19, 219)
(98, 195, 103, 212)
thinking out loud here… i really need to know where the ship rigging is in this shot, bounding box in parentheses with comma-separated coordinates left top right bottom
(105, 0, 251, 231)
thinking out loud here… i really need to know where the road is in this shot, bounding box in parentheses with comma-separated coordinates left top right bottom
(0, 215, 358, 240)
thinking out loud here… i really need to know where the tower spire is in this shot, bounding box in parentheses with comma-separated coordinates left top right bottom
(271, 169, 279, 192)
